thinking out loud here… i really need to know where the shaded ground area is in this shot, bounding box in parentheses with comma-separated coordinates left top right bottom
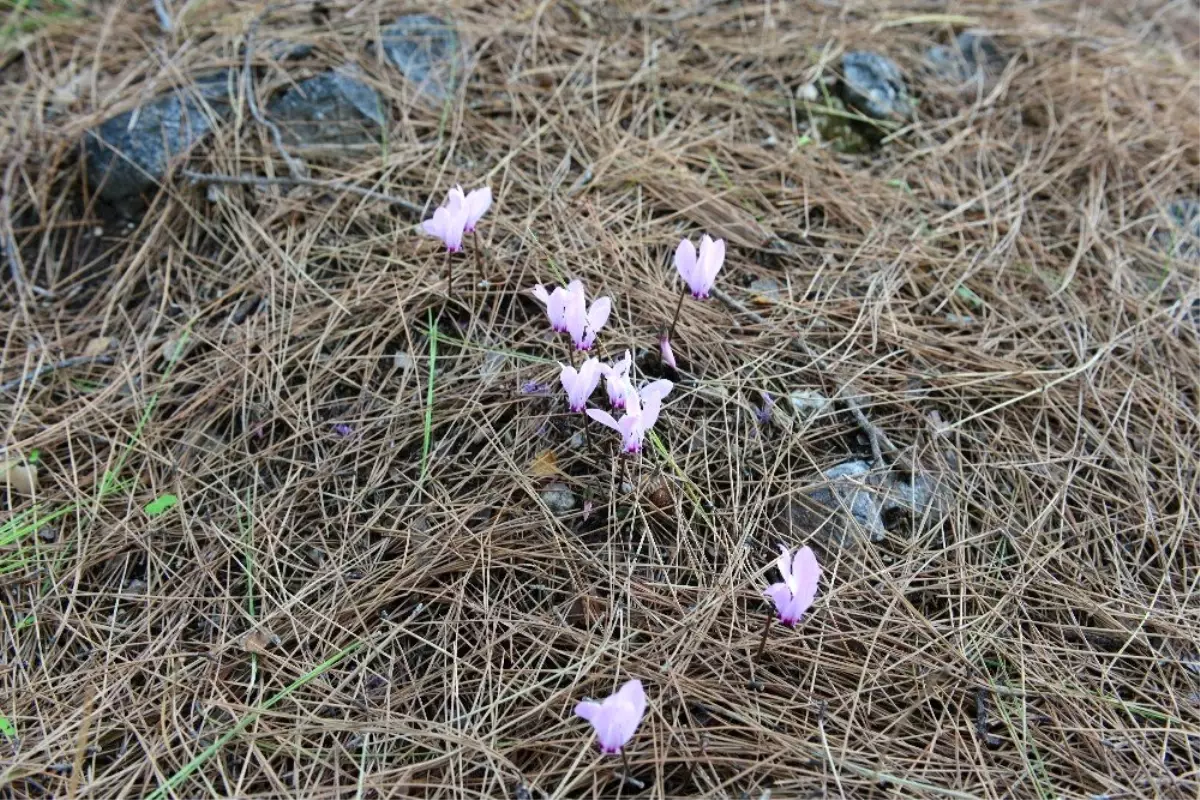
(1, 1, 1198, 798)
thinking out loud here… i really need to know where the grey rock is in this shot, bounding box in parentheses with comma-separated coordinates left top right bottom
(541, 482, 577, 515)
(266, 40, 315, 62)
(783, 459, 950, 547)
(882, 469, 948, 522)
(840, 51, 912, 120)
(84, 71, 235, 203)
(267, 69, 385, 147)
(1153, 199, 1200, 261)
(749, 277, 781, 303)
(381, 14, 461, 101)
(926, 31, 1005, 84)
(788, 389, 830, 419)
(806, 460, 887, 541)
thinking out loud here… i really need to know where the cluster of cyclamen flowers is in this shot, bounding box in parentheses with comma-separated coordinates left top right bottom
(421, 185, 823, 764)
(530, 279, 673, 455)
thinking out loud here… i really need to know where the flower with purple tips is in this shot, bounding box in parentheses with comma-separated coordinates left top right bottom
(674, 234, 726, 299)
(422, 188, 469, 252)
(574, 679, 646, 755)
(560, 358, 602, 413)
(602, 351, 632, 409)
(587, 380, 671, 454)
(763, 545, 820, 627)
(460, 186, 492, 233)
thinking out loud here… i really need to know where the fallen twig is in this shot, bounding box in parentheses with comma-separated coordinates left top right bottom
(181, 170, 422, 215)
(153, 0, 173, 32)
(243, 7, 307, 179)
(843, 393, 900, 469)
(711, 286, 914, 471)
(1, 355, 115, 394)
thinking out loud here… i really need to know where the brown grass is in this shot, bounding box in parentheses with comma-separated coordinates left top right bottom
(2, 1, 1199, 798)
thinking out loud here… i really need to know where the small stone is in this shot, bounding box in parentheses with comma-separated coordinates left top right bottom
(124, 578, 148, 595)
(795, 82, 820, 102)
(788, 389, 830, 418)
(160, 335, 189, 364)
(266, 69, 385, 147)
(393, 352, 416, 371)
(925, 31, 1004, 85)
(749, 278, 781, 304)
(381, 14, 462, 102)
(479, 351, 505, 385)
(1153, 199, 1200, 261)
(540, 482, 577, 515)
(2, 462, 38, 496)
(84, 71, 235, 204)
(944, 313, 975, 325)
(840, 51, 912, 120)
(82, 336, 116, 357)
(808, 460, 886, 541)
(242, 627, 280, 655)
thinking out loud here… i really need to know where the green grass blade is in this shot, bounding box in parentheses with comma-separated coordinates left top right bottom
(144, 641, 361, 800)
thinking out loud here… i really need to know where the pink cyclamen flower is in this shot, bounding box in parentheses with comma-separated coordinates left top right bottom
(458, 185, 492, 233)
(602, 351, 632, 409)
(674, 234, 726, 299)
(422, 189, 469, 252)
(763, 545, 820, 627)
(659, 335, 677, 370)
(587, 380, 672, 454)
(565, 288, 611, 352)
(574, 679, 646, 755)
(560, 358, 602, 413)
(530, 279, 582, 334)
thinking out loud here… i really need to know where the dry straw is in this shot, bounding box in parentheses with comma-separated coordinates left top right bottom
(1, 1, 1197, 798)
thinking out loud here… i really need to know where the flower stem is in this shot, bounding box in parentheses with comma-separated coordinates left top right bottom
(755, 609, 774, 662)
(445, 250, 454, 298)
(472, 229, 483, 286)
(666, 286, 686, 342)
(620, 749, 633, 784)
(581, 412, 594, 457)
